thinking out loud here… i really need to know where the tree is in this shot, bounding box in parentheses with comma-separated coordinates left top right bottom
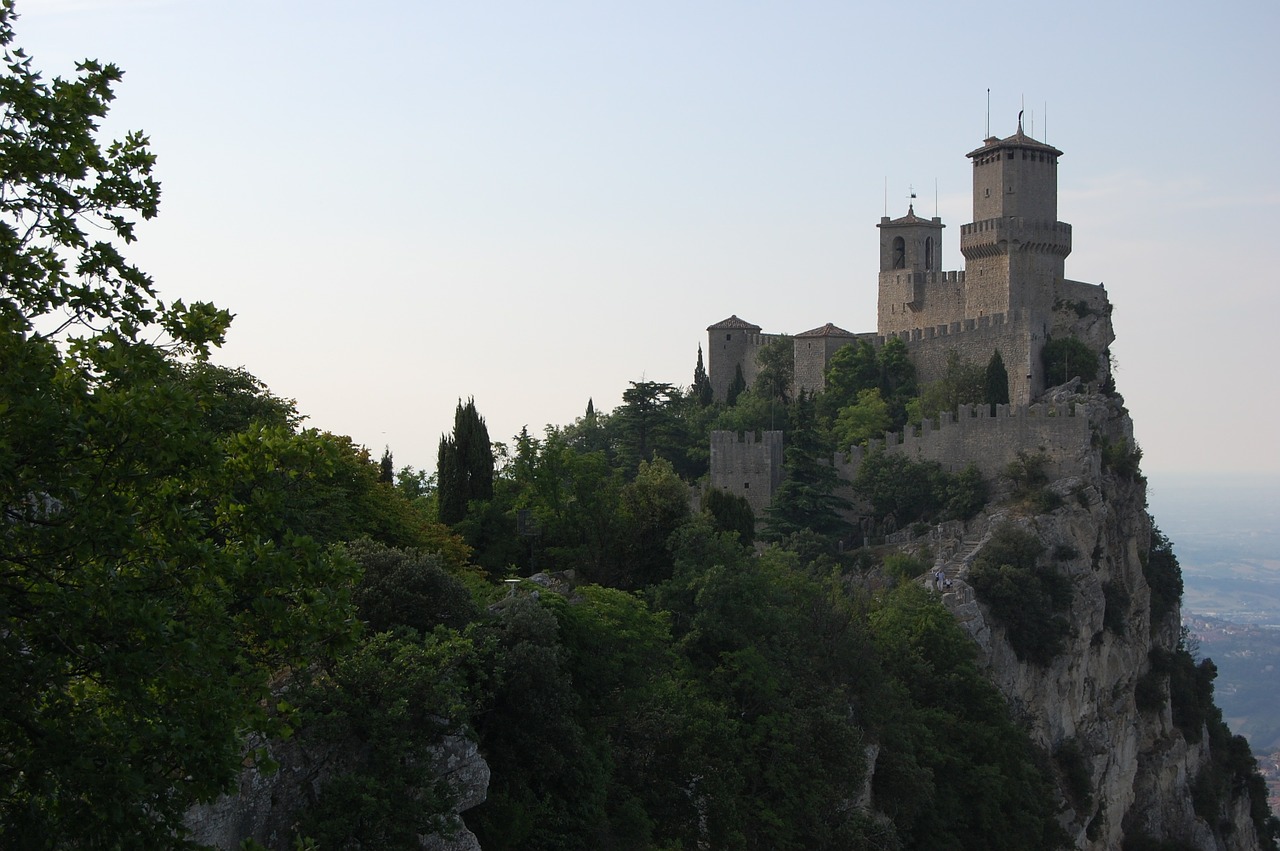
(692, 344, 714, 407)
(832, 387, 892, 448)
(1041, 336, 1099, 387)
(0, 9, 356, 841)
(379, 446, 395, 483)
(752, 334, 794, 404)
(919, 350, 985, 421)
(615, 380, 681, 475)
(761, 391, 851, 545)
(985, 349, 1010, 410)
(726, 363, 747, 406)
(821, 339, 880, 413)
(437, 397, 495, 525)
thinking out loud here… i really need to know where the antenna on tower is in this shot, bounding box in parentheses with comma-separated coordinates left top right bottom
(934, 178, 938, 218)
(1044, 101, 1048, 141)
(883, 177, 887, 217)
(986, 88, 990, 137)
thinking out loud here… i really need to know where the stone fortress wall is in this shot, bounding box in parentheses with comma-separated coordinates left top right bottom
(709, 401, 1093, 510)
(708, 429, 784, 516)
(706, 121, 1115, 517)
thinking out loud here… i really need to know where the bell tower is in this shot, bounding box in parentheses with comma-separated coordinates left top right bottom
(960, 116, 1071, 320)
(876, 204, 948, 333)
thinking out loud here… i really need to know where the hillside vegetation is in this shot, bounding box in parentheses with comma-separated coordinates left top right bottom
(1, 6, 1274, 849)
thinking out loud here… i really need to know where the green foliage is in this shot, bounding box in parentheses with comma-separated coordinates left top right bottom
(0, 11, 356, 842)
(752, 334, 794, 404)
(1100, 436, 1143, 479)
(1042, 336, 1099, 387)
(919, 350, 985, 421)
(832, 387, 892, 448)
(761, 391, 851, 546)
(703, 486, 755, 546)
(726, 362, 747, 406)
(968, 525, 1072, 665)
(985, 349, 1011, 409)
(1144, 526, 1184, 629)
(854, 451, 947, 526)
(614, 458, 692, 589)
(437, 397, 495, 525)
(883, 552, 929, 582)
(296, 627, 486, 848)
(346, 539, 480, 634)
(946, 463, 990, 521)
(1054, 738, 1093, 812)
(1102, 580, 1130, 635)
(692, 344, 714, 407)
(869, 584, 1068, 850)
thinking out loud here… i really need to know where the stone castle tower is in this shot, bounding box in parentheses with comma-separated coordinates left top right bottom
(708, 119, 1110, 407)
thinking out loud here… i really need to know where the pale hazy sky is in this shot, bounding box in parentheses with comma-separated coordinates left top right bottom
(16, 0, 1280, 475)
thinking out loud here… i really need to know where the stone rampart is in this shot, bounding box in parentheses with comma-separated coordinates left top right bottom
(709, 430, 784, 517)
(834, 402, 1092, 483)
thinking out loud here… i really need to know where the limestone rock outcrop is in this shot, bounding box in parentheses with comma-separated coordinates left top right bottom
(916, 392, 1268, 850)
(184, 729, 489, 850)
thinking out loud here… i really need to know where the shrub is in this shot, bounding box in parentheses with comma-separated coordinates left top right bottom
(1054, 738, 1093, 812)
(1102, 581, 1130, 636)
(968, 525, 1072, 665)
(883, 552, 929, 582)
(1042, 336, 1099, 386)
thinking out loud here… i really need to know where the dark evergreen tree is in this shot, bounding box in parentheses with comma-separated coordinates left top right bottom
(379, 446, 394, 484)
(726, 363, 747, 406)
(692, 345, 714, 407)
(985, 349, 1010, 411)
(753, 334, 794, 404)
(436, 397, 494, 525)
(761, 391, 851, 545)
(1041, 336, 1099, 387)
(616, 380, 680, 475)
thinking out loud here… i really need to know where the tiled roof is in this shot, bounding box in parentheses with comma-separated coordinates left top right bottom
(707, 314, 761, 331)
(967, 126, 1063, 159)
(878, 204, 942, 227)
(796, 322, 856, 338)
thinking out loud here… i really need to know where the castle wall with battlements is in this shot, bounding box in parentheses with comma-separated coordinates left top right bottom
(708, 403, 1094, 520)
(708, 429, 784, 516)
(884, 309, 1044, 406)
(878, 269, 968, 335)
(833, 402, 1094, 485)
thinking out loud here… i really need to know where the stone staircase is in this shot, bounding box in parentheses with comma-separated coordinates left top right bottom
(919, 510, 1008, 608)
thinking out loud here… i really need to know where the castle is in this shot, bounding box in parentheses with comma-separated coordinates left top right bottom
(708, 120, 1117, 516)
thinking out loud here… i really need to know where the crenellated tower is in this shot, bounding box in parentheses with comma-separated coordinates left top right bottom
(960, 115, 1071, 322)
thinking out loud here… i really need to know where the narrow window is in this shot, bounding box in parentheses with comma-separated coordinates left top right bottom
(726, 333, 732, 341)
(924, 236, 934, 271)
(892, 236, 906, 269)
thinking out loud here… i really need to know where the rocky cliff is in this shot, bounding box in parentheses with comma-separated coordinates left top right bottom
(909, 389, 1271, 850)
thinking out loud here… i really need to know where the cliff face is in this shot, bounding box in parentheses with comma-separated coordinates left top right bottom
(926, 391, 1267, 850)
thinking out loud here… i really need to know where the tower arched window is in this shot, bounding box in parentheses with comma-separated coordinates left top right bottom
(924, 236, 934, 271)
(892, 236, 905, 269)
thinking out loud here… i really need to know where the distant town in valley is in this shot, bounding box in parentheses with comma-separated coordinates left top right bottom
(1150, 472, 1280, 810)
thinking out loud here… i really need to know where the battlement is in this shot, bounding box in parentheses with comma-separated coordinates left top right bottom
(709, 430, 785, 517)
(878, 307, 1032, 345)
(879, 270, 966, 286)
(960, 218, 1072, 259)
(835, 401, 1093, 483)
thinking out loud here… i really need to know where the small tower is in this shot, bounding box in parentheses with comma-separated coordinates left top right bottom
(706, 315, 763, 402)
(960, 116, 1071, 320)
(876, 205, 951, 334)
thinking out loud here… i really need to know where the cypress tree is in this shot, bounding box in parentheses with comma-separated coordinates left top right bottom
(726, 363, 747, 406)
(693, 345, 714, 407)
(985, 349, 1010, 412)
(436, 398, 494, 525)
(378, 447, 394, 484)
